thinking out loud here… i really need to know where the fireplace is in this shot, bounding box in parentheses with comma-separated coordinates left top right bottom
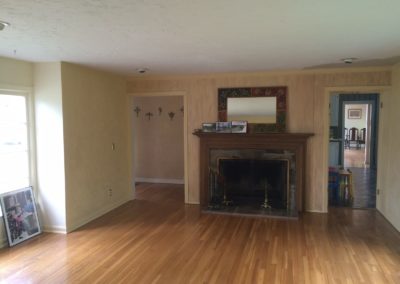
(209, 149, 295, 216)
(194, 132, 313, 217)
(215, 158, 289, 209)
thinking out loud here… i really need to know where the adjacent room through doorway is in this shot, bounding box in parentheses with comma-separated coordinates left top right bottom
(344, 103, 370, 168)
(328, 93, 379, 209)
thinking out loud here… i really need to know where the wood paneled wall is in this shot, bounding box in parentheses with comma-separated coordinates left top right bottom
(127, 68, 391, 212)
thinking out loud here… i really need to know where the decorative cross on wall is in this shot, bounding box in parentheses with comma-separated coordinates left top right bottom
(145, 112, 153, 120)
(134, 106, 141, 117)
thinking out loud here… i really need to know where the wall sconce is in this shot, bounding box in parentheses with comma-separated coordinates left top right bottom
(168, 112, 175, 120)
(158, 107, 162, 115)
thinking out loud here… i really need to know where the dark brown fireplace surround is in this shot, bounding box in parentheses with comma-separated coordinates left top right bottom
(193, 132, 313, 212)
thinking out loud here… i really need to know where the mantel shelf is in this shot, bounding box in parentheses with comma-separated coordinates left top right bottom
(193, 131, 313, 140)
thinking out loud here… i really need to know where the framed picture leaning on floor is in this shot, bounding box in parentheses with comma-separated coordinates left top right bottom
(0, 186, 41, 246)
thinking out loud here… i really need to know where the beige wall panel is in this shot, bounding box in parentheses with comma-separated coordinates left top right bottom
(127, 68, 391, 211)
(0, 56, 33, 87)
(34, 63, 67, 232)
(62, 63, 131, 231)
(376, 64, 400, 231)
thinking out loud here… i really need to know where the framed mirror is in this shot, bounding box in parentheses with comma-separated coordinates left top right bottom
(218, 86, 287, 132)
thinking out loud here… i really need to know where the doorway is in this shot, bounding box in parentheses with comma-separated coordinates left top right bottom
(328, 93, 379, 209)
(128, 92, 188, 203)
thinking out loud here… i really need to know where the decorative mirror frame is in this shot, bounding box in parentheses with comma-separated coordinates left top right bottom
(218, 86, 287, 132)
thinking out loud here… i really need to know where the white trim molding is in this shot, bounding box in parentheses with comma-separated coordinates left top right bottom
(42, 225, 67, 234)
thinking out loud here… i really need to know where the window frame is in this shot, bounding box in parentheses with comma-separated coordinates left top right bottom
(0, 88, 37, 214)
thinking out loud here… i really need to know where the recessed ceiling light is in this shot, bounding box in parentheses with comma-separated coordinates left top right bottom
(136, 68, 149, 74)
(0, 20, 10, 31)
(342, 57, 358, 64)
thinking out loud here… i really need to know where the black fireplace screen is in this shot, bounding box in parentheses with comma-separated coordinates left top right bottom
(207, 148, 297, 214)
(209, 158, 289, 210)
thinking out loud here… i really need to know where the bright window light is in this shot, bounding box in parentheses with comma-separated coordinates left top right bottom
(0, 94, 30, 194)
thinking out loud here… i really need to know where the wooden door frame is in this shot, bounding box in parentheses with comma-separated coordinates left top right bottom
(323, 86, 390, 212)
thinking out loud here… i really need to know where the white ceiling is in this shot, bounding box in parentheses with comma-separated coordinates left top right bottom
(1, 0, 400, 75)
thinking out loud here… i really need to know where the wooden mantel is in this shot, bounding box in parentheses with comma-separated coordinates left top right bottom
(193, 132, 313, 212)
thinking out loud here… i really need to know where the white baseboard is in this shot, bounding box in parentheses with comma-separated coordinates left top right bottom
(42, 225, 67, 234)
(135, 177, 184, 184)
(67, 197, 130, 233)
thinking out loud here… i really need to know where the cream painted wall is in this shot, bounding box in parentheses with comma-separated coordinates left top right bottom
(132, 96, 184, 181)
(376, 63, 400, 231)
(344, 104, 367, 130)
(34, 62, 67, 233)
(61, 62, 131, 232)
(127, 68, 391, 212)
(0, 56, 33, 88)
(0, 57, 33, 246)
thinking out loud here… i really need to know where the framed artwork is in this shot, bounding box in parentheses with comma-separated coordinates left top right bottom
(0, 187, 41, 246)
(218, 86, 287, 133)
(348, 109, 362, 119)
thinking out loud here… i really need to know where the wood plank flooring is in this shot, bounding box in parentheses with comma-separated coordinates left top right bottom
(344, 149, 367, 168)
(0, 183, 399, 283)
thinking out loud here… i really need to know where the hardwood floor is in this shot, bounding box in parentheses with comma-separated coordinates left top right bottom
(344, 148, 367, 168)
(0, 183, 399, 283)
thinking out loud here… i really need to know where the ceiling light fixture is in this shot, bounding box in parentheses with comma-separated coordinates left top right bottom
(136, 68, 149, 74)
(342, 57, 358, 64)
(0, 20, 10, 31)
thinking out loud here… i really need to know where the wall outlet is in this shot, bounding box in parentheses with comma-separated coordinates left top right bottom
(108, 188, 113, 197)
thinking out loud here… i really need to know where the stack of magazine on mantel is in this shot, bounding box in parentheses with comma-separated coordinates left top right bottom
(201, 121, 247, 133)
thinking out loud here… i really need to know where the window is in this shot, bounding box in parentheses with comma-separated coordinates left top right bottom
(0, 92, 33, 195)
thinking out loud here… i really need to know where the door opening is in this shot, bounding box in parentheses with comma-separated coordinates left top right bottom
(129, 92, 188, 203)
(328, 93, 379, 209)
